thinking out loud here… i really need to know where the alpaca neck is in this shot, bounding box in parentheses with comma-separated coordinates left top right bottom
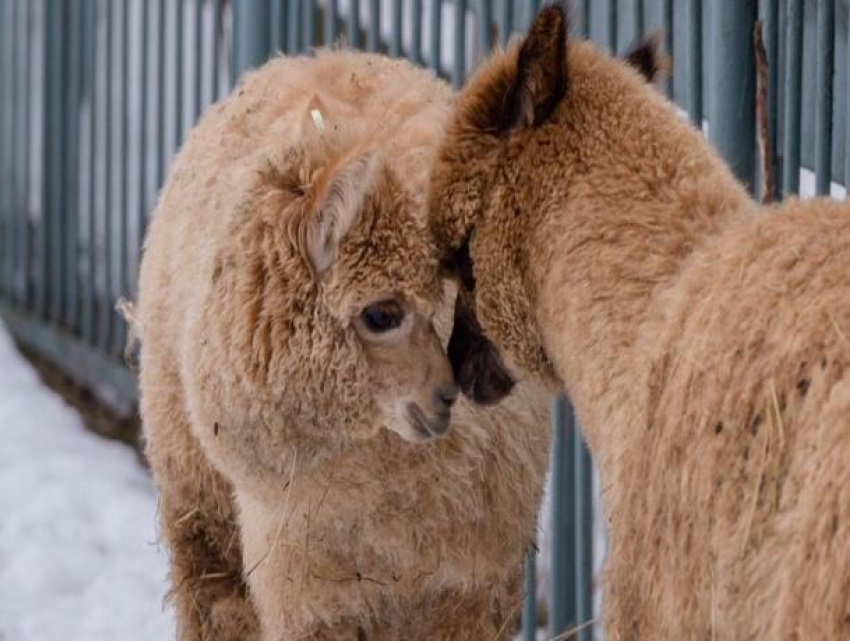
(526, 139, 752, 465)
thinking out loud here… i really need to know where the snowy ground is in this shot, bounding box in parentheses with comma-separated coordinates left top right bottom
(0, 322, 172, 641)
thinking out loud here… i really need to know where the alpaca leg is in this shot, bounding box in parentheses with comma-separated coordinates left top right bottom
(142, 363, 259, 641)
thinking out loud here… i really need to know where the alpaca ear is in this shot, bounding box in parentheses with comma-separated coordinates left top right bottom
(306, 152, 377, 275)
(623, 31, 670, 85)
(505, 4, 568, 130)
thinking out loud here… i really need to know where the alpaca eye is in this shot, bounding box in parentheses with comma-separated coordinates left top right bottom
(361, 300, 405, 333)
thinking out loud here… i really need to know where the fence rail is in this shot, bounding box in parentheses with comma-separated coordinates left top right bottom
(1, 1, 848, 639)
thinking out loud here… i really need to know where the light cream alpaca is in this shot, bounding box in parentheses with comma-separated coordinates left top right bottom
(430, 7, 850, 640)
(137, 50, 551, 640)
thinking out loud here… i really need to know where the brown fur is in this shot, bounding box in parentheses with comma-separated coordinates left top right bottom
(137, 51, 551, 640)
(429, 7, 850, 639)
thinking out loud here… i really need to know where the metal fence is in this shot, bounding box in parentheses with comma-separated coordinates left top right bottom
(0, 1, 848, 639)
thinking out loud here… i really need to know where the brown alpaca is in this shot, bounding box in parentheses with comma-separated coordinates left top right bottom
(429, 7, 850, 640)
(136, 51, 551, 640)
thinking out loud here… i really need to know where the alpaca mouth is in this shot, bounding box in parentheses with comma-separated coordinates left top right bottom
(406, 403, 451, 439)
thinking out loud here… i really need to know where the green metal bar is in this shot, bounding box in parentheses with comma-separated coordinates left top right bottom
(782, 0, 803, 195)
(367, 0, 380, 52)
(270, 0, 284, 53)
(156, 0, 167, 188)
(136, 0, 150, 305)
(521, 548, 537, 641)
(347, 0, 361, 49)
(64, 0, 83, 332)
(477, 0, 492, 62)
(83, 0, 98, 343)
(688, 0, 703, 126)
(44, 0, 66, 323)
(288, 0, 301, 54)
(609, 0, 618, 53)
(762, 0, 780, 200)
(814, 0, 835, 195)
(411, 0, 423, 63)
(580, 0, 591, 39)
(101, 0, 115, 351)
(2, 0, 10, 299)
(574, 424, 594, 641)
(2, 0, 12, 299)
(17, 0, 32, 306)
(233, 0, 271, 72)
(325, 0, 338, 47)
(304, 0, 317, 49)
(176, 0, 185, 143)
(115, 0, 132, 353)
(390, 0, 403, 57)
(498, 0, 512, 47)
(636, 0, 645, 35)
(847, 9, 850, 194)
(708, 0, 756, 191)
(452, 0, 467, 88)
(430, 0, 443, 73)
(549, 395, 577, 637)
(195, 0, 204, 118)
(212, 0, 223, 98)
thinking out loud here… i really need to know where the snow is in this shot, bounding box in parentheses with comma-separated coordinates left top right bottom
(0, 321, 172, 641)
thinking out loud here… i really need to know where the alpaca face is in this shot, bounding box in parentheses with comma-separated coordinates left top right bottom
(429, 6, 668, 404)
(195, 133, 458, 487)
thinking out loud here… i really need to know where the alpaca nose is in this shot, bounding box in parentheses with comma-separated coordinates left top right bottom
(434, 383, 459, 410)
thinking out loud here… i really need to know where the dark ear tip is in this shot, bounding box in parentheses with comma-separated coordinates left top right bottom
(624, 30, 671, 84)
(532, 3, 569, 35)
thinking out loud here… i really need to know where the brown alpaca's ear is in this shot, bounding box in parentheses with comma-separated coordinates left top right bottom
(623, 31, 671, 85)
(306, 152, 376, 275)
(505, 4, 568, 129)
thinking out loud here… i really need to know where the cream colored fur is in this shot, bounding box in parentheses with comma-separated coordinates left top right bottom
(137, 50, 551, 640)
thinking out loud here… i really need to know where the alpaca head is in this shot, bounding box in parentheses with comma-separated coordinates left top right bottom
(428, 5, 669, 404)
(194, 118, 459, 487)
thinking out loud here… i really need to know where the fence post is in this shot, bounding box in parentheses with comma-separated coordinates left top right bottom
(549, 395, 577, 638)
(707, 0, 757, 191)
(232, 0, 271, 79)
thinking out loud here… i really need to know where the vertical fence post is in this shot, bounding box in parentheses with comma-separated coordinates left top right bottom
(2, 0, 12, 299)
(707, 0, 757, 191)
(18, 0, 32, 306)
(452, 0, 467, 88)
(521, 548, 537, 641)
(411, 0, 423, 64)
(233, 0, 271, 78)
(367, 0, 380, 52)
(574, 424, 594, 641)
(782, 0, 803, 195)
(549, 395, 577, 638)
(390, 0, 403, 57)
(43, 0, 66, 322)
(814, 0, 835, 195)
(761, 0, 780, 201)
(844, 10, 850, 194)
(325, 0, 339, 47)
(498, 0, 512, 47)
(304, 0, 317, 50)
(64, 0, 82, 332)
(476, 0, 492, 62)
(688, 0, 704, 126)
(429, 0, 442, 74)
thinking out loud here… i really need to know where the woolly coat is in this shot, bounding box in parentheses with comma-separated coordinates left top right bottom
(428, 9, 850, 639)
(137, 51, 551, 640)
